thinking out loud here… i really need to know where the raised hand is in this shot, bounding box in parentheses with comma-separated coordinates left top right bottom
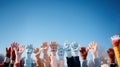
(111, 35, 120, 67)
(33, 48, 40, 59)
(49, 41, 58, 56)
(89, 42, 98, 59)
(41, 42, 49, 54)
(107, 48, 115, 63)
(57, 46, 65, 60)
(71, 42, 79, 56)
(5, 47, 11, 58)
(111, 35, 120, 47)
(64, 41, 72, 57)
(24, 44, 33, 67)
(26, 44, 33, 57)
(79, 47, 88, 60)
(14, 45, 25, 63)
(11, 42, 19, 61)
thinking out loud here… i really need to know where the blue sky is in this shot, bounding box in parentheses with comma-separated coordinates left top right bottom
(0, 0, 120, 60)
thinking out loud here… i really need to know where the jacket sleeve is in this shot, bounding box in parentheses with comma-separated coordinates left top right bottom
(44, 54, 51, 67)
(113, 46, 120, 67)
(35, 57, 43, 67)
(4, 57, 10, 67)
(66, 57, 74, 67)
(110, 63, 117, 67)
(81, 60, 88, 67)
(93, 58, 101, 67)
(73, 56, 81, 67)
(58, 60, 64, 67)
(50, 55, 58, 67)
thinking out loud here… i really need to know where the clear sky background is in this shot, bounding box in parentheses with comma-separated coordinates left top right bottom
(0, 0, 120, 61)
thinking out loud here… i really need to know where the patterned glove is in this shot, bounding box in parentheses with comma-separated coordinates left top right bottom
(71, 42, 79, 56)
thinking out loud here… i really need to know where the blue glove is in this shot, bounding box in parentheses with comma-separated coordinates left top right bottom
(71, 42, 79, 56)
(24, 44, 34, 67)
(57, 46, 65, 60)
(64, 41, 72, 57)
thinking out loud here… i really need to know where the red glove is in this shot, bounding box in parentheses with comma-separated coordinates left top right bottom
(107, 48, 115, 63)
(79, 47, 88, 60)
(112, 39, 120, 47)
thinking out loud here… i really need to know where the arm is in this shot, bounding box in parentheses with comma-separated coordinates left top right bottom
(93, 58, 100, 67)
(107, 48, 117, 67)
(10, 42, 17, 67)
(44, 54, 51, 67)
(79, 47, 88, 67)
(49, 41, 58, 67)
(71, 42, 81, 67)
(81, 60, 88, 67)
(64, 41, 73, 67)
(4, 47, 11, 67)
(50, 55, 58, 67)
(57, 47, 65, 67)
(33, 48, 43, 67)
(13, 44, 25, 67)
(41, 42, 51, 67)
(111, 35, 120, 67)
(89, 42, 100, 67)
(66, 57, 74, 67)
(73, 56, 81, 67)
(24, 44, 33, 67)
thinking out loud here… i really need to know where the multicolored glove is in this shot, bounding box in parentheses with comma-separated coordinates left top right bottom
(71, 42, 79, 56)
(107, 48, 115, 63)
(64, 41, 72, 57)
(57, 46, 65, 60)
(79, 47, 88, 60)
(24, 44, 33, 67)
(111, 35, 120, 67)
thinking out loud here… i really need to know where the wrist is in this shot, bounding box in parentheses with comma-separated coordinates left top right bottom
(109, 58, 115, 63)
(59, 56, 64, 60)
(15, 56, 21, 63)
(43, 52, 48, 55)
(10, 60, 15, 64)
(51, 52, 56, 56)
(15, 55, 21, 63)
(82, 57, 87, 61)
(92, 53, 98, 59)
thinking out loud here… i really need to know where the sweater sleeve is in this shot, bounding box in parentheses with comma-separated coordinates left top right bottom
(73, 56, 81, 67)
(58, 60, 64, 67)
(93, 58, 101, 67)
(35, 57, 43, 67)
(113, 46, 120, 67)
(81, 60, 88, 67)
(66, 57, 74, 67)
(44, 54, 51, 67)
